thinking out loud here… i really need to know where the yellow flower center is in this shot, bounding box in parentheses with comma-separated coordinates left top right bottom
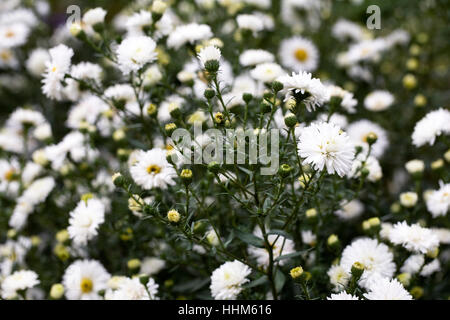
(0, 50, 11, 60)
(294, 48, 308, 62)
(362, 132, 375, 143)
(5, 30, 15, 38)
(4, 169, 15, 181)
(147, 164, 161, 174)
(80, 278, 93, 293)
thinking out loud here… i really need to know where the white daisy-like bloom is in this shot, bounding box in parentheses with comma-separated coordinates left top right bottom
(327, 292, 359, 300)
(64, 62, 103, 101)
(236, 14, 265, 34)
(340, 238, 395, 289)
(0, 47, 19, 69)
(125, 10, 152, 36)
(301, 230, 316, 246)
(298, 122, 355, 177)
(364, 90, 394, 112)
(62, 259, 111, 300)
(42, 44, 74, 100)
(26, 48, 50, 77)
(0, 157, 21, 191)
(21, 162, 42, 186)
(104, 83, 136, 106)
(1, 270, 39, 299)
(248, 228, 295, 267)
(105, 277, 158, 300)
(140, 257, 165, 276)
(388, 221, 439, 254)
(347, 120, 389, 158)
(405, 159, 425, 175)
(130, 148, 177, 190)
(0, 8, 38, 28)
(332, 19, 366, 42)
(364, 277, 413, 300)
(157, 95, 185, 122)
(82, 7, 106, 27)
(197, 45, 221, 68)
(325, 85, 357, 114)
(412, 108, 450, 147)
(210, 260, 251, 300)
(0, 22, 30, 48)
(277, 71, 327, 112)
(334, 199, 364, 220)
(250, 62, 285, 83)
(6, 108, 46, 130)
(348, 154, 382, 182)
(239, 49, 274, 67)
(426, 182, 450, 218)
(167, 23, 212, 49)
(327, 265, 350, 292)
(316, 113, 348, 129)
(68, 198, 106, 246)
(279, 36, 319, 72)
(338, 39, 388, 66)
(432, 228, 450, 244)
(420, 259, 440, 277)
(116, 36, 157, 75)
(400, 254, 425, 275)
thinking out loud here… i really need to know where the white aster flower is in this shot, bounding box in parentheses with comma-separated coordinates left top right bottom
(420, 259, 440, 277)
(325, 85, 357, 114)
(210, 260, 251, 300)
(426, 182, 450, 218)
(327, 292, 359, 300)
(82, 7, 107, 28)
(279, 36, 319, 72)
(62, 260, 110, 300)
(412, 108, 450, 147)
(167, 23, 212, 49)
(388, 221, 439, 254)
(140, 257, 165, 276)
(42, 44, 74, 100)
(26, 48, 50, 77)
(277, 71, 327, 112)
(125, 10, 152, 36)
(399, 192, 418, 208)
(334, 199, 364, 220)
(347, 120, 389, 158)
(340, 238, 395, 289)
(327, 265, 350, 292)
(1, 270, 39, 299)
(130, 148, 176, 190)
(239, 49, 274, 67)
(348, 154, 382, 182)
(364, 90, 394, 112)
(0, 22, 30, 48)
(250, 62, 285, 83)
(68, 198, 106, 246)
(364, 277, 412, 300)
(405, 159, 425, 175)
(298, 122, 355, 177)
(400, 254, 425, 275)
(197, 45, 221, 68)
(116, 36, 157, 75)
(236, 14, 264, 34)
(248, 229, 295, 267)
(105, 277, 158, 300)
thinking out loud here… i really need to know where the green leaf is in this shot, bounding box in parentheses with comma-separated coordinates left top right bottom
(243, 276, 268, 289)
(268, 229, 292, 240)
(274, 270, 286, 293)
(274, 250, 308, 262)
(235, 229, 265, 248)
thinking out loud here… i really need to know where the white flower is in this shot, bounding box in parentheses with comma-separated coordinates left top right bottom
(6, 108, 45, 130)
(125, 10, 152, 36)
(26, 48, 50, 77)
(167, 23, 212, 49)
(277, 71, 327, 112)
(68, 198, 106, 246)
(130, 148, 177, 190)
(426, 182, 450, 218)
(364, 277, 412, 300)
(105, 277, 158, 300)
(364, 90, 394, 112)
(334, 199, 364, 220)
(325, 85, 357, 114)
(236, 14, 264, 34)
(399, 192, 418, 208)
(140, 257, 165, 276)
(327, 292, 359, 300)
(143, 65, 163, 86)
(248, 229, 295, 267)
(298, 122, 355, 177)
(388, 221, 439, 254)
(327, 265, 350, 292)
(340, 238, 395, 289)
(279, 36, 319, 72)
(0, 48, 18, 69)
(42, 44, 74, 100)
(332, 19, 365, 42)
(400, 254, 425, 275)
(65, 62, 103, 101)
(0, 22, 30, 48)
(116, 36, 157, 75)
(239, 49, 274, 67)
(197, 45, 221, 67)
(63, 260, 110, 300)
(412, 108, 450, 147)
(348, 154, 382, 182)
(1, 270, 39, 299)
(210, 260, 251, 300)
(301, 230, 316, 246)
(405, 159, 425, 174)
(420, 259, 440, 277)
(347, 120, 389, 158)
(82, 7, 107, 27)
(250, 63, 285, 83)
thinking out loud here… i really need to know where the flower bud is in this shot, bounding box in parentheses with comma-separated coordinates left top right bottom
(397, 273, 411, 287)
(56, 229, 69, 243)
(279, 164, 292, 177)
(165, 123, 177, 136)
(204, 88, 215, 100)
(207, 161, 221, 174)
(410, 286, 423, 299)
(147, 103, 157, 116)
(167, 209, 180, 223)
(113, 129, 126, 141)
(414, 94, 427, 107)
(351, 262, 365, 279)
(180, 168, 193, 185)
(272, 81, 283, 92)
(112, 172, 124, 187)
(365, 132, 378, 145)
(426, 247, 439, 259)
(403, 74, 417, 90)
(305, 208, 317, 219)
(405, 159, 424, 176)
(50, 284, 65, 299)
(289, 266, 304, 279)
(242, 93, 253, 104)
(152, 0, 167, 15)
(127, 259, 141, 270)
(431, 159, 444, 170)
(444, 149, 450, 163)
(284, 112, 298, 128)
(214, 112, 225, 125)
(261, 102, 272, 113)
(399, 192, 418, 208)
